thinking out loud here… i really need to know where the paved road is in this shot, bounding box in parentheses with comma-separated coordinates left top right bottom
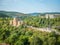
(27, 26, 60, 35)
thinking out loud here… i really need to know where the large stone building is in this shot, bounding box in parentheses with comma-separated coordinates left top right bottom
(10, 17, 23, 27)
(45, 14, 60, 19)
(45, 14, 55, 18)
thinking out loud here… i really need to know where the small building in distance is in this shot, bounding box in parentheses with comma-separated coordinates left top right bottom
(45, 14, 55, 19)
(45, 14, 60, 19)
(10, 17, 23, 27)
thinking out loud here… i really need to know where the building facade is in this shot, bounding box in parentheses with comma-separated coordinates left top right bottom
(10, 18, 23, 27)
(45, 14, 55, 19)
(45, 14, 60, 19)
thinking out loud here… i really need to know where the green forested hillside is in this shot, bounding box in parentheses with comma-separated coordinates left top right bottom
(0, 11, 60, 45)
(0, 17, 60, 45)
(0, 11, 29, 17)
(24, 16, 60, 26)
(0, 13, 9, 17)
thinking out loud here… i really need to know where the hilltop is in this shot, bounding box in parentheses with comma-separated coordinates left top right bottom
(0, 11, 60, 17)
(0, 11, 29, 17)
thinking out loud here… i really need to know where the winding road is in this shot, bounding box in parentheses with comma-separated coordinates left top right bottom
(27, 26, 60, 35)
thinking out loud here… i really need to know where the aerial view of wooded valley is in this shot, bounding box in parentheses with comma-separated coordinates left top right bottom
(0, 0, 60, 45)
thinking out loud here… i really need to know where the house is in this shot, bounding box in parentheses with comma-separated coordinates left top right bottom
(10, 17, 23, 27)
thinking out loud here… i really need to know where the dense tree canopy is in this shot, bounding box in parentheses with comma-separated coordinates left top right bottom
(0, 17, 60, 45)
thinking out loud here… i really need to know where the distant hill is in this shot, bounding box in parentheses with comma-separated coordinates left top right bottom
(0, 11, 29, 17)
(28, 13, 43, 16)
(44, 12, 60, 14)
(0, 11, 60, 18)
(0, 13, 9, 17)
(28, 12, 60, 16)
